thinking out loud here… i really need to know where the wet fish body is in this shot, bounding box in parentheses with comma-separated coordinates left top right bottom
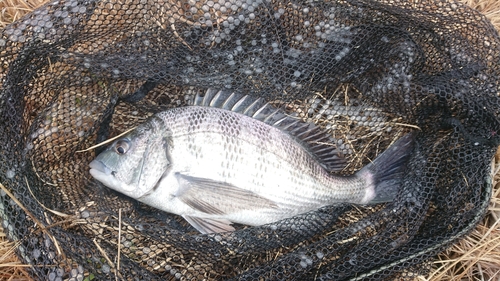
(89, 90, 414, 234)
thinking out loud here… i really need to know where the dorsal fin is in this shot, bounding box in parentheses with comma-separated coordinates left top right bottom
(191, 89, 346, 172)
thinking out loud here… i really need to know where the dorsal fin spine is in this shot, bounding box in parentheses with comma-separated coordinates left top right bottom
(313, 146, 336, 154)
(289, 123, 310, 134)
(300, 130, 325, 142)
(210, 90, 223, 107)
(221, 92, 237, 110)
(295, 125, 318, 138)
(252, 103, 272, 118)
(201, 89, 214, 105)
(280, 119, 302, 131)
(272, 116, 290, 127)
(242, 98, 263, 116)
(231, 95, 250, 112)
(262, 109, 282, 123)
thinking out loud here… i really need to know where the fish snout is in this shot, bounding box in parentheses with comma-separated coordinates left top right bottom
(89, 159, 114, 176)
(89, 159, 138, 194)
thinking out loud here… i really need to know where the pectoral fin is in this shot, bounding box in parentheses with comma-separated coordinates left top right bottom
(175, 173, 278, 215)
(183, 215, 235, 234)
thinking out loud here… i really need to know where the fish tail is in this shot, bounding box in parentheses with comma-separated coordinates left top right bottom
(358, 133, 415, 204)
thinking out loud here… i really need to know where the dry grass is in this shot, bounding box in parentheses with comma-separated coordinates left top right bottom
(0, 0, 500, 280)
(0, 0, 46, 28)
(461, 0, 500, 27)
(0, 238, 32, 281)
(425, 147, 500, 281)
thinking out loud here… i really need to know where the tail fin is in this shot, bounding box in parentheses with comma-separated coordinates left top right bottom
(358, 133, 415, 204)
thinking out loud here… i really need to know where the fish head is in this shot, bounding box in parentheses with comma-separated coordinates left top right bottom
(89, 118, 172, 199)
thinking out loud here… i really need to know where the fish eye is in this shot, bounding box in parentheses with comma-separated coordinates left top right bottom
(114, 139, 130, 155)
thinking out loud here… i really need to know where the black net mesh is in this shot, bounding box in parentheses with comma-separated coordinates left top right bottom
(1, 0, 499, 280)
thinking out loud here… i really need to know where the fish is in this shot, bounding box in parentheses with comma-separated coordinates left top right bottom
(89, 89, 414, 234)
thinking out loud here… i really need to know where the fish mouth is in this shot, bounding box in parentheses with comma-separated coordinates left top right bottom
(89, 160, 114, 176)
(89, 160, 136, 193)
(89, 159, 118, 189)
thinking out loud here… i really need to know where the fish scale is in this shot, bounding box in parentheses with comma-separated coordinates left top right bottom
(89, 90, 415, 234)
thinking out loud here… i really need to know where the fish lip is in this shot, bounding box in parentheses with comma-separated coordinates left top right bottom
(89, 160, 113, 176)
(89, 159, 137, 194)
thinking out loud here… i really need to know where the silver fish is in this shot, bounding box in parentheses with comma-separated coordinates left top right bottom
(89, 89, 414, 234)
